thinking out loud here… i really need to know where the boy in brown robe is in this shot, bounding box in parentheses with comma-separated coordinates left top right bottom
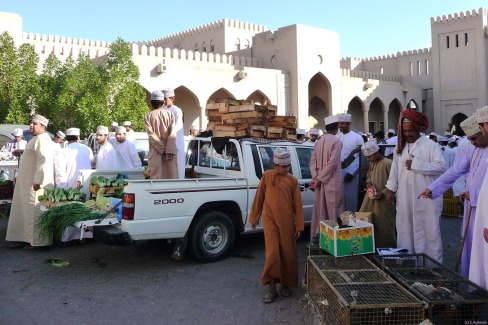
(359, 140, 396, 248)
(250, 147, 304, 303)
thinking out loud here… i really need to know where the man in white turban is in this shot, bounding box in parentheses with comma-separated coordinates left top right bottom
(162, 87, 185, 179)
(419, 115, 488, 284)
(250, 147, 304, 303)
(7, 114, 55, 249)
(336, 113, 364, 212)
(95, 125, 118, 170)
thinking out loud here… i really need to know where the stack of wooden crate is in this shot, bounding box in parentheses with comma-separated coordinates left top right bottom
(205, 98, 297, 139)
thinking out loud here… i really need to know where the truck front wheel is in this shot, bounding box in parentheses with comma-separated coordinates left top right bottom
(189, 211, 235, 262)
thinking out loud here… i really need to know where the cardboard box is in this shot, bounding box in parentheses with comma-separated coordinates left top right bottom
(320, 220, 375, 257)
(340, 211, 373, 224)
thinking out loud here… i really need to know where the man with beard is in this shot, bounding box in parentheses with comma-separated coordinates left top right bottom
(385, 110, 445, 262)
(94, 125, 117, 170)
(419, 115, 488, 279)
(6, 114, 55, 249)
(336, 113, 364, 212)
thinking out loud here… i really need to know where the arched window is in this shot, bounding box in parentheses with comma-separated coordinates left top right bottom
(195, 43, 199, 52)
(210, 40, 215, 53)
(245, 39, 250, 49)
(235, 38, 241, 51)
(202, 41, 207, 53)
(380, 67, 384, 74)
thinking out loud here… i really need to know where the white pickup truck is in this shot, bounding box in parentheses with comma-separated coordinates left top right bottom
(77, 137, 315, 262)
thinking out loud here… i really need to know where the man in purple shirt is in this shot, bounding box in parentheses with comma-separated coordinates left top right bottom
(419, 115, 488, 282)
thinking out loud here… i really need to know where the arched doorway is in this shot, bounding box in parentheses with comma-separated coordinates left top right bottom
(450, 112, 468, 136)
(209, 88, 236, 101)
(308, 73, 331, 130)
(347, 96, 364, 132)
(388, 98, 402, 132)
(246, 90, 271, 105)
(206, 88, 237, 129)
(368, 97, 384, 133)
(174, 86, 200, 133)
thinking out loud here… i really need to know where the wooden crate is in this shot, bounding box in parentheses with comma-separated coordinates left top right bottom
(442, 197, 460, 217)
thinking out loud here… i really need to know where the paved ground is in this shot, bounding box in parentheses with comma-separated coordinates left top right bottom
(0, 215, 463, 325)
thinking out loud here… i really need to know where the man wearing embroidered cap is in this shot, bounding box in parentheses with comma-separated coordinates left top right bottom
(162, 87, 185, 179)
(144, 90, 177, 179)
(110, 121, 118, 132)
(1, 128, 27, 153)
(385, 109, 445, 262)
(296, 128, 306, 142)
(112, 126, 142, 170)
(309, 115, 344, 246)
(250, 147, 304, 303)
(55, 127, 94, 243)
(419, 114, 488, 284)
(95, 125, 118, 170)
(306, 128, 320, 144)
(336, 112, 364, 212)
(385, 128, 397, 158)
(359, 140, 396, 248)
(471, 105, 488, 289)
(7, 114, 55, 249)
(122, 121, 136, 143)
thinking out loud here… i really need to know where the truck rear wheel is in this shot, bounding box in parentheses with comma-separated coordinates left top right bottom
(189, 211, 235, 262)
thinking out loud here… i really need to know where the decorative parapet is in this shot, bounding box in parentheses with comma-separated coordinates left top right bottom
(341, 69, 401, 82)
(130, 43, 261, 67)
(22, 32, 110, 58)
(136, 18, 268, 47)
(341, 48, 431, 63)
(22, 32, 110, 48)
(430, 7, 486, 23)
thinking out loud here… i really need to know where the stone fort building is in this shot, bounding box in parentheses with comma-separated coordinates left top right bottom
(1, 7, 487, 134)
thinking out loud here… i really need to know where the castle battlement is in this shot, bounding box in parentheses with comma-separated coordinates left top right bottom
(137, 18, 268, 46)
(130, 43, 261, 68)
(341, 69, 401, 82)
(430, 7, 486, 23)
(341, 48, 431, 63)
(22, 32, 110, 48)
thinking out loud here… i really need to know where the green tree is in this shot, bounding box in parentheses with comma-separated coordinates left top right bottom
(0, 32, 24, 124)
(104, 38, 148, 132)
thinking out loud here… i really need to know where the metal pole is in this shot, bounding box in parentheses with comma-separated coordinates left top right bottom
(455, 205, 472, 273)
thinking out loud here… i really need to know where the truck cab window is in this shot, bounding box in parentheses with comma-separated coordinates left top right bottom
(296, 147, 313, 179)
(257, 146, 293, 175)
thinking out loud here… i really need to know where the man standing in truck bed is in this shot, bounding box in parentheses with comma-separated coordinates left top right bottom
(144, 90, 178, 179)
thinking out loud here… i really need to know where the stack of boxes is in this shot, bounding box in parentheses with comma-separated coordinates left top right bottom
(205, 98, 297, 139)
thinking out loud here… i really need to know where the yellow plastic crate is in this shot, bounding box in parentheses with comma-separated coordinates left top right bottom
(442, 197, 460, 217)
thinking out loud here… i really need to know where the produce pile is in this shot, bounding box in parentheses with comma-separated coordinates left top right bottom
(38, 187, 85, 207)
(37, 203, 105, 239)
(89, 174, 127, 198)
(38, 187, 120, 240)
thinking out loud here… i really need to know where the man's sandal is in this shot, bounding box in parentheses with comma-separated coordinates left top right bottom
(280, 286, 292, 297)
(262, 291, 278, 303)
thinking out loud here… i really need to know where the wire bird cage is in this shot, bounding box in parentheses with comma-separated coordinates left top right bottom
(372, 254, 488, 324)
(307, 255, 425, 324)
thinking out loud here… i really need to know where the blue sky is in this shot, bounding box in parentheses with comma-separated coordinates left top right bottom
(1, 0, 486, 58)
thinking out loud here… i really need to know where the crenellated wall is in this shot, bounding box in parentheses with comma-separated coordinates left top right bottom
(341, 69, 401, 82)
(430, 8, 486, 24)
(138, 18, 267, 47)
(130, 43, 261, 67)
